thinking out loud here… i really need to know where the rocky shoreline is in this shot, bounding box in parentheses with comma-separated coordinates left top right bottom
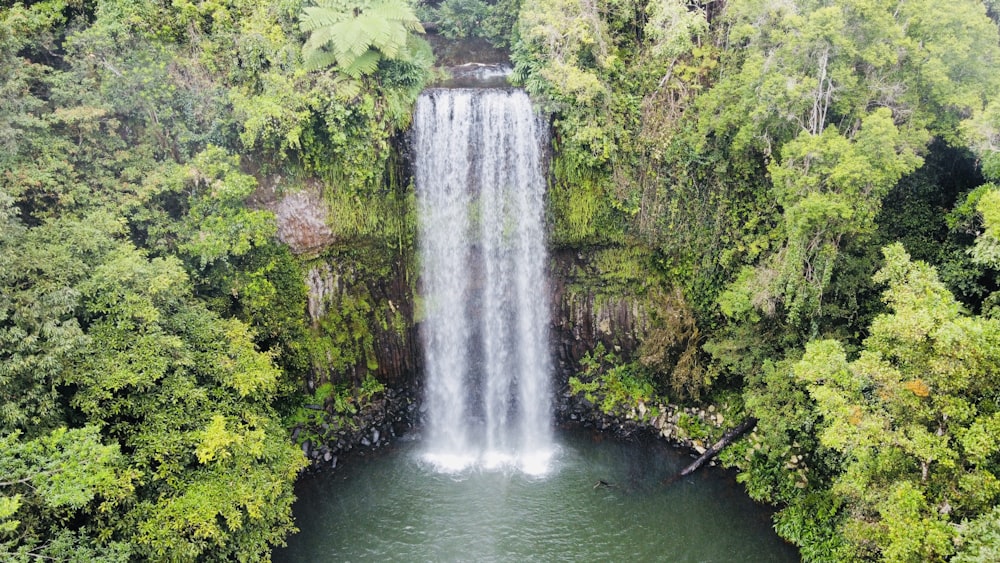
(298, 383, 736, 473)
(555, 388, 732, 461)
(296, 386, 418, 472)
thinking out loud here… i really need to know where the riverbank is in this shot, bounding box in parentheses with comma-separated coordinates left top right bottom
(296, 381, 737, 475)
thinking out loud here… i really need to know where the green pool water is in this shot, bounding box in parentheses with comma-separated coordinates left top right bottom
(274, 426, 798, 562)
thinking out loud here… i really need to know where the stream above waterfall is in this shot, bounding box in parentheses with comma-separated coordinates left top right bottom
(273, 426, 798, 562)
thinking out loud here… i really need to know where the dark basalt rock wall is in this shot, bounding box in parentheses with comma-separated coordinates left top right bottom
(548, 248, 650, 384)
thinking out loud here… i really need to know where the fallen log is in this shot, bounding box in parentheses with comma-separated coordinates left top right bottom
(679, 417, 758, 477)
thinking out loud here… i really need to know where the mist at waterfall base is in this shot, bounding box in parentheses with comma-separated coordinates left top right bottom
(273, 87, 797, 561)
(415, 88, 554, 476)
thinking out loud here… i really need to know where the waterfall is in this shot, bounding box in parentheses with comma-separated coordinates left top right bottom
(414, 88, 554, 475)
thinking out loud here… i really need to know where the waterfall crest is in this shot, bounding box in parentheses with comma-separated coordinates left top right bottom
(414, 88, 554, 475)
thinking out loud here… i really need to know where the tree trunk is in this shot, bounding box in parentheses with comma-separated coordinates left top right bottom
(679, 417, 758, 477)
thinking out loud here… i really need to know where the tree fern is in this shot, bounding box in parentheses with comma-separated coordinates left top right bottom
(299, 0, 424, 76)
(303, 48, 339, 72)
(344, 50, 382, 78)
(299, 6, 349, 31)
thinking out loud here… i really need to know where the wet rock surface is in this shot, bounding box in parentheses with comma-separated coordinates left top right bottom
(266, 184, 336, 255)
(555, 385, 729, 463)
(549, 249, 649, 373)
(297, 386, 418, 473)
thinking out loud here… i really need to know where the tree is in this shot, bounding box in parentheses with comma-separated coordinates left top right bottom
(0, 426, 134, 562)
(63, 242, 307, 561)
(954, 505, 1000, 563)
(793, 244, 1000, 561)
(299, 0, 425, 77)
(723, 109, 923, 328)
(709, 0, 1000, 333)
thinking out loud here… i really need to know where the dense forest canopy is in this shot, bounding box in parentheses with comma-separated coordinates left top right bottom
(2, 0, 1000, 561)
(505, 0, 1000, 560)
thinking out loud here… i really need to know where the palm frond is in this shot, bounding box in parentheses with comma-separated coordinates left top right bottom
(402, 35, 433, 67)
(357, 15, 395, 56)
(331, 75, 363, 101)
(369, 0, 418, 24)
(315, 0, 356, 9)
(299, 0, 425, 73)
(302, 26, 335, 52)
(381, 25, 408, 59)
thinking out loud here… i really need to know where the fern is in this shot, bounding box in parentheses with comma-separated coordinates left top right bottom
(303, 47, 338, 71)
(299, 6, 349, 31)
(299, 0, 423, 76)
(343, 50, 381, 78)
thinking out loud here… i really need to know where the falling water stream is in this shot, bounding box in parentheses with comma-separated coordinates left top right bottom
(274, 78, 798, 561)
(415, 87, 553, 475)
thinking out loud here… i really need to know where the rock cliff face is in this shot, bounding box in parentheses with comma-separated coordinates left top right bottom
(271, 187, 335, 255)
(259, 176, 420, 389)
(268, 178, 655, 468)
(549, 248, 649, 383)
(264, 102, 653, 468)
(268, 178, 422, 468)
(303, 259, 419, 387)
(259, 174, 652, 401)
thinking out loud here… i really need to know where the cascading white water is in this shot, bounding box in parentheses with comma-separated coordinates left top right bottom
(414, 88, 554, 475)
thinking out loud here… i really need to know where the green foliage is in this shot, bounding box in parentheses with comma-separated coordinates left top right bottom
(570, 344, 661, 416)
(674, 411, 712, 440)
(787, 244, 1000, 560)
(300, 0, 424, 77)
(513, 0, 655, 246)
(6, 0, 1000, 561)
(598, 366, 656, 415)
(644, 0, 707, 60)
(970, 185, 1000, 270)
(433, 0, 488, 38)
(0, 216, 95, 436)
(0, 426, 134, 562)
(736, 358, 828, 503)
(639, 287, 710, 401)
(772, 491, 847, 562)
(724, 107, 926, 331)
(231, 66, 428, 193)
(567, 376, 600, 403)
(360, 372, 386, 398)
(133, 414, 304, 561)
(321, 179, 416, 245)
(49, 240, 307, 560)
(871, 142, 986, 314)
(176, 146, 277, 268)
(955, 505, 1000, 563)
(419, 0, 520, 46)
(308, 281, 378, 374)
(0, 427, 130, 511)
(965, 95, 1000, 183)
(287, 374, 386, 445)
(518, 1, 1000, 561)
(702, 0, 1000, 334)
(0, 1, 328, 558)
